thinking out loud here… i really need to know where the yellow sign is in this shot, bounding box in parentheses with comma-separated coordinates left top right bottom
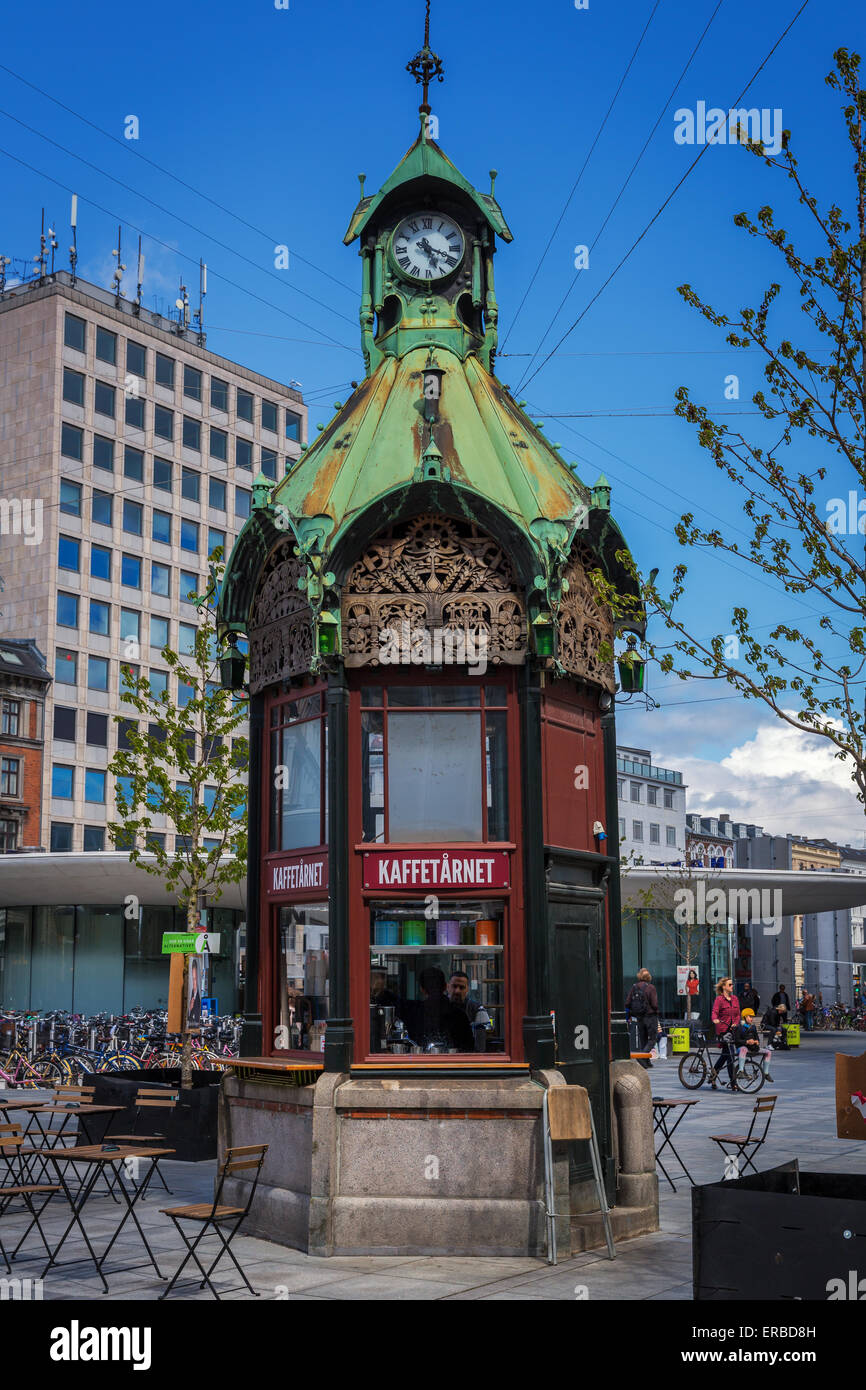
(671, 1027, 690, 1053)
(784, 1023, 800, 1046)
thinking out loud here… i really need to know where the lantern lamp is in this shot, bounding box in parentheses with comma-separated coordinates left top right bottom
(617, 634, 646, 694)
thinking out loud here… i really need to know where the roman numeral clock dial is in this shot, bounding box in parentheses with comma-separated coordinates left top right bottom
(390, 212, 465, 284)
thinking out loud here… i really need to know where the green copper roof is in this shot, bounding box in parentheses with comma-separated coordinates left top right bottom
(345, 129, 512, 245)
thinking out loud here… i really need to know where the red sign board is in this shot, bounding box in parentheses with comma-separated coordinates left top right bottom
(266, 852, 328, 897)
(363, 849, 510, 892)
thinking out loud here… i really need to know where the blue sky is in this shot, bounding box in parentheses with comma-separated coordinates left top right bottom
(2, 0, 865, 841)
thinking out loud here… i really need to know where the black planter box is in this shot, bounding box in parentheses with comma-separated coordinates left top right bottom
(693, 1160, 866, 1300)
(78, 1071, 220, 1161)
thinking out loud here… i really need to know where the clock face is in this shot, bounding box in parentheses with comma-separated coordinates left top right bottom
(391, 212, 465, 282)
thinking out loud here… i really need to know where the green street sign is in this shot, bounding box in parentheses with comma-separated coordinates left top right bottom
(161, 931, 221, 954)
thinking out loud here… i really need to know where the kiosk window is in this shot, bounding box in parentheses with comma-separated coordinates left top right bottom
(276, 903, 329, 1053)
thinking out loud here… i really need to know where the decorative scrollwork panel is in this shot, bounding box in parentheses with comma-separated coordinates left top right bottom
(249, 548, 314, 693)
(557, 545, 615, 691)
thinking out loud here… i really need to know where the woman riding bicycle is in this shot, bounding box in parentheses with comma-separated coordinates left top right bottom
(710, 977, 741, 1091)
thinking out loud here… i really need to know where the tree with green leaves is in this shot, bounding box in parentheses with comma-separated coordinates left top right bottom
(600, 49, 866, 804)
(108, 562, 248, 1086)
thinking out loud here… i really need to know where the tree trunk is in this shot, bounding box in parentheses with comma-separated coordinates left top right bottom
(181, 900, 197, 1091)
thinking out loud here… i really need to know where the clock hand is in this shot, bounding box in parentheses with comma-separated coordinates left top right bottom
(416, 237, 444, 268)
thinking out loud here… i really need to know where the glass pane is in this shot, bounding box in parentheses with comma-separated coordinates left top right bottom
(485, 711, 509, 840)
(388, 686, 480, 707)
(361, 686, 383, 706)
(73, 907, 124, 1014)
(124, 907, 173, 1011)
(361, 710, 384, 843)
(277, 904, 329, 1052)
(277, 720, 322, 851)
(369, 900, 504, 1053)
(485, 685, 508, 705)
(0, 907, 32, 1009)
(30, 906, 75, 1011)
(388, 712, 482, 841)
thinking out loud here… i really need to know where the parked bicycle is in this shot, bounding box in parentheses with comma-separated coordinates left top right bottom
(677, 1028, 765, 1093)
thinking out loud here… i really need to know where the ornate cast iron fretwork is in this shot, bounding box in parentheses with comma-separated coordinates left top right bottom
(406, 0, 444, 113)
(248, 548, 314, 694)
(556, 544, 616, 692)
(342, 514, 527, 668)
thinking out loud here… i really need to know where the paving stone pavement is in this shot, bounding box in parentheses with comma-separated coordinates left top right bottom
(1, 1035, 863, 1302)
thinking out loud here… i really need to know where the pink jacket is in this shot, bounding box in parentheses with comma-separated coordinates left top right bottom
(712, 994, 741, 1037)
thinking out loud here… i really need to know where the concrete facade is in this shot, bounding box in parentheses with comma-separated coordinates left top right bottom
(616, 746, 687, 866)
(0, 272, 306, 853)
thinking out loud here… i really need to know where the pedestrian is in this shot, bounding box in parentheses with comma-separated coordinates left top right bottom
(741, 981, 760, 1013)
(801, 990, 816, 1031)
(625, 968, 660, 1069)
(761, 1003, 786, 1052)
(710, 977, 741, 1090)
(736, 1008, 774, 1081)
(771, 983, 791, 1016)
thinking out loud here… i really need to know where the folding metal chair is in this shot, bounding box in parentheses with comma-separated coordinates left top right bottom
(0, 1123, 60, 1267)
(709, 1094, 778, 1176)
(108, 1088, 179, 1197)
(159, 1143, 269, 1300)
(542, 1085, 615, 1266)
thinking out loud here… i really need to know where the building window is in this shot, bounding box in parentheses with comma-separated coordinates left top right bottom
(117, 718, 137, 750)
(58, 536, 80, 572)
(61, 423, 83, 460)
(235, 487, 251, 520)
(94, 381, 116, 418)
(649, 823, 660, 844)
(178, 623, 196, 656)
(178, 681, 194, 708)
(96, 326, 117, 365)
(120, 609, 139, 645)
(180, 571, 199, 604)
(62, 367, 85, 406)
(237, 388, 253, 423)
(632, 820, 643, 841)
(209, 478, 226, 511)
(647, 786, 658, 806)
(358, 685, 509, 847)
(236, 438, 252, 471)
(126, 341, 147, 378)
(630, 782, 641, 803)
(88, 656, 109, 691)
(123, 500, 143, 536)
(181, 468, 200, 503)
(52, 764, 74, 799)
(261, 400, 278, 433)
(1, 699, 20, 736)
(211, 377, 228, 411)
(125, 395, 145, 429)
(60, 480, 82, 516)
(210, 427, 227, 462)
(57, 592, 79, 627)
(148, 671, 169, 699)
(617, 778, 625, 798)
(54, 705, 76, 741)
(285, 409, 302, 442)
(85, 769, 106, 804)
(154, 405, 173, 440)
(90, 544, 111, 581)
(51, 823, 73, 852)
(150, 616, 169, 650)
(666, 826, 677, 847)
(208, 528, 225, 558)
(91, 492, 113, 527)
(64, 312, 86, 351)
(261, 448, 277, 480)
(93, 435, 114, 471)
(0, 757, 20, 797)
(83, 827, 105, 852)
(0, 819, 19, 852)
(152, 510, 172, 545)
(151, 563, 171, 598)
(124, 446, 144, 482)
(121, 554, 142, 589)
(180, 519, 199, 552)
(153, 457, 172, 492)
(618, 817, 626, 840)
(89, 600, 110, 637)
(86, 712, 108, 746)
(155, 352, 174, 387)
(182, 417, 201, 451)
(183, 365, 202, 402)
(55, 649, 77, 685)
(664, 788, 674, 810)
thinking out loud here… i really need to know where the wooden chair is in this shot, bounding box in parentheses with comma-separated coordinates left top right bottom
(159, 1144, 269, 1300)
(109, 1087, 179, 1196)
(542, 1086, 615, 1266)
(709, 1094, 778, 1176)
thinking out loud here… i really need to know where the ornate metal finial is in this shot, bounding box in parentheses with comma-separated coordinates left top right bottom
(406, 0, 444, 114)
